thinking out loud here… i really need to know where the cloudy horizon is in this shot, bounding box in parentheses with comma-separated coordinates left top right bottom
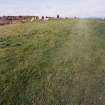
(0, 0, 105, 18)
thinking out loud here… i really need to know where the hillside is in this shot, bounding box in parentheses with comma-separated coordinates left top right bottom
(0, 19, 105, 105)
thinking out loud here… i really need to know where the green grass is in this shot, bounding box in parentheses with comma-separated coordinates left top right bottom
(0, 19, 105, 105)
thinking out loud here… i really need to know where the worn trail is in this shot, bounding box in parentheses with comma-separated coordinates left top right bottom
(45, 20, 105, 105)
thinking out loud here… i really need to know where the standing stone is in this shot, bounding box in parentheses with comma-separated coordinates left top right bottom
(57, 14, 60, 19)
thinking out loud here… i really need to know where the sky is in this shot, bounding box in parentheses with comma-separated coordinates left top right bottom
(0, 0, 105, 17)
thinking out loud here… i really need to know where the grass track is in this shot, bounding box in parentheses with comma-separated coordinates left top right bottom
(0, 20, 105, 105)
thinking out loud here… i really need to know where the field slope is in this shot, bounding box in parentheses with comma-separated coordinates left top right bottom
(0, 20, 105, 105)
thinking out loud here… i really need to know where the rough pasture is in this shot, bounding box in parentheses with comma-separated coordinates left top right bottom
(0, 19, 105, 105)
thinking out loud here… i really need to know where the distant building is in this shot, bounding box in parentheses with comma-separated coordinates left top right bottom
(0, 15, 62, 25)
(0, 17, 11, 25)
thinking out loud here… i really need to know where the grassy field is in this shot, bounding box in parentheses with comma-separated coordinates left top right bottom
(0, 19, 105, 105)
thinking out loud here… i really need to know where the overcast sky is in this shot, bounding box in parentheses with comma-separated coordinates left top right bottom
(0, 0, 105, 17)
